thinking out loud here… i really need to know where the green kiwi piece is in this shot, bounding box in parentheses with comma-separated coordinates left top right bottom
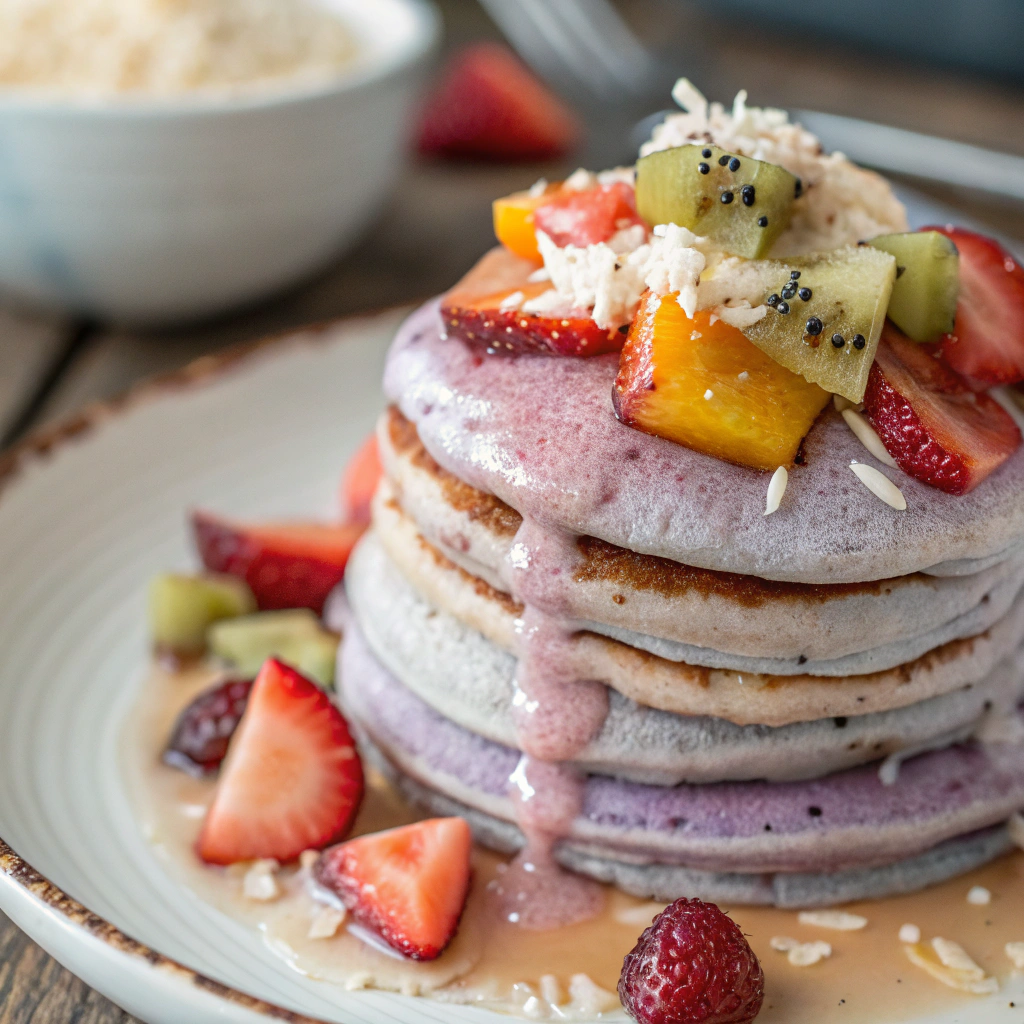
(868, 231, 960, 342)
(742, 246, 897, 403)
(148, 573, 256, 657)
(207, 609, 338, 688)
(635, 144, 798, 258)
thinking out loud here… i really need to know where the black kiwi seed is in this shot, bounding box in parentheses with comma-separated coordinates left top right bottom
(805, 316, 824, 336)
(740, 184, 755, 206)
(781, 283, 797, 300)
(831, 333, 845, 348)
(766, 293, 780, 307)
(852, 334, 866, 350)
(728, 157, 741, 171)
(790, 271, 801, 279)
(798, 287, 812, 301)
(720, 191, 734, 204)
(794, 177, 804, 198)
(698, 162, 710, 175)
(776, 301, 791, 314)
(896, 265, 907, 278)
(701, 147, 712, 158)
(718, 154, 730, 166)
(757, 216, 768, 227)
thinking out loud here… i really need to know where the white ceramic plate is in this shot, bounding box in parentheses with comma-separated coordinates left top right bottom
(0, 308, 1021, 1024)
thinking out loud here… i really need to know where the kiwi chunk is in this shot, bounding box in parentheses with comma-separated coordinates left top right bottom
(149, 573, 256, 657)
(635, 144, 797, 258)
(207, 609, 338, 688)
(868, 231, 959, 342)
(741, 246, 897, 403)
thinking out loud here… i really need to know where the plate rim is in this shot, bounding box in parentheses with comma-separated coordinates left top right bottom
(0, 306, 412, 1024)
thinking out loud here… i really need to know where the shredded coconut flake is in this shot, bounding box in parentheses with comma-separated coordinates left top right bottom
(1007, 942, 1024, 970)
(567, 974, 620, 1015)
(308, 905, 346, 939)
(764, 466, 788, 516)
(966, 886, 992, 906)
(842, 409, 897, 467)
(798, 909, 868, 931)
(499, 290, 525, 312)
(242, 859, 280, 901)
(850, 461, 907, 511)
(539, 975, 563, 1008)
(900, 923, 922, 944)
(905, 938, 999, 994)
(770, 936, 832, 966)
(704, 389, 714, 400)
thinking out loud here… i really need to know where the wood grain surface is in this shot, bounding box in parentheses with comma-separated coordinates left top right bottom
(2, 0, 1024, 1019)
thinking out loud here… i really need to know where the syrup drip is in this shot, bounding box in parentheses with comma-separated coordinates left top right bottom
(497, 517, 609, 929)
(489, 755, 606, 930)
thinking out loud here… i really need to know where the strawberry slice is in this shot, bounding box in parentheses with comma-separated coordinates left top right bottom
(441, 246, 623, 357)
(340, 433, 382, 525)
(192, 512, 364, 615)
(315, 817, 472, 961)
(863, 323, 1021, 494)
(417, 43, 579, 161)
(533, 181, 645, 249)
(926, 226, 1024, 388)
(197, 658, 363, 865)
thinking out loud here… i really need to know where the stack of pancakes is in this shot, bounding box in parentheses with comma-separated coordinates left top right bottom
(337, 299, 1024, 908)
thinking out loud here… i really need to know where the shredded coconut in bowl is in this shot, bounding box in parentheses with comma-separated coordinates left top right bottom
(0, 0, 359, 98)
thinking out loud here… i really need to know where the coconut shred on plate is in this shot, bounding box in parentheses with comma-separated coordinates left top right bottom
(0, 0, 359, 97)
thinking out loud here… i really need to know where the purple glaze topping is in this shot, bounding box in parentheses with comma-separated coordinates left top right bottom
(383, 300, 1024, 584)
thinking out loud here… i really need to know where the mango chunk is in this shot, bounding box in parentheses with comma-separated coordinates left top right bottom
(613, 293, 830, 470)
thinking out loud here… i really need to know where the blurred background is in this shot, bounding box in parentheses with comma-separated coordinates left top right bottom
(1, 0, 1024, 1018)
(2, 0, 1024, 456)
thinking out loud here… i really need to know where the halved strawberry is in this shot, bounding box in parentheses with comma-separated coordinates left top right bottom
(197, 658, 363, 865)
(441, 246, 622, 357)
(314, 817, 472, 961)
(417, 43, 580, 161)
(863, 323, 1021, 494)
(533, 181, 644, 249)
(192, 512, 365, 615)
(926, 226, 1024, 388)
(340, 434, 382, 525)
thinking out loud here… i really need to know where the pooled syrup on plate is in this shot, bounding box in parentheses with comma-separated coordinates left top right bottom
(124, 661, 1024, 1021)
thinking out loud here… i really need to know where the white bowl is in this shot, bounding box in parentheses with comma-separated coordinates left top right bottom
(0, 0, 438, 324)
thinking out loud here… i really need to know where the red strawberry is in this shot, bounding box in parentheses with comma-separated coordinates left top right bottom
(618, 898, 765, 1024)
(863, 323, 1021, 494)
(197, 658, 363, 865)
(314, 817, 472, 961)
(417, 43, 579, 161)
(192, 512, 365, 615)
(441, 246, 623, 357)
(340, 433, 382, 525)
(533, 181, 645, 249)
(926, 226, 1024, 388)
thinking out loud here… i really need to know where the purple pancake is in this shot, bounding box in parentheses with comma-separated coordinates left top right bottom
(340, 620, 1024, 876)
(383, 300, 1024, 584)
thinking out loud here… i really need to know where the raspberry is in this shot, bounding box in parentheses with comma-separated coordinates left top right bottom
(618, 898, 765, 1024)
(164, 678, 253, 776)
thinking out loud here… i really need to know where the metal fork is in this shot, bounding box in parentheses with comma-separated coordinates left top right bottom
(477, 0, 661, 103)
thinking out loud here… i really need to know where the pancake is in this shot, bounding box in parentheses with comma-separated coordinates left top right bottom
(367, 504, 1024, 726)
(380, 405, 1024, 668)
(341, 620, 1024, 877)
(384, 300, 1024, 584)
(343, 542, 1024, 785)
(377, 761, 1014, 909)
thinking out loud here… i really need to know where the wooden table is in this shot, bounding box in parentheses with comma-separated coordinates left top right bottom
(2, 2, 1024, 1019)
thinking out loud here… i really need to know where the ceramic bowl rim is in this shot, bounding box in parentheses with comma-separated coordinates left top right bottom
(0, 0, 438, 119)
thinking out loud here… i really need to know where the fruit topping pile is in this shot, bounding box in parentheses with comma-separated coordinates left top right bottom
(618, 898, 765, 1024)
(446, 79, 1023, 498)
